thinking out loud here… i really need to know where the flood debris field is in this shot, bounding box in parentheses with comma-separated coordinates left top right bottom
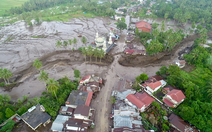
(0, 16, 201, 132)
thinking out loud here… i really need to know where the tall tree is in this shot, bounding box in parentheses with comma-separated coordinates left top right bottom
(87, 46, 93, 62)
(161, 20, 165, 32)
(46, 78, 59, 99)
(99, 49, 105, 62)
(82, 47, 87, 61)
(116, 21, 127, 33)
(81, 36, 87, 45)
(93, 48, 99, 62)
(33, 59, 42, 70)
(38, 70, 49, 85)
(164, 12, 169, 22)
(146, 40, 164, 55)
(0, 68, 13, 84)
(152, 29, 160, 40)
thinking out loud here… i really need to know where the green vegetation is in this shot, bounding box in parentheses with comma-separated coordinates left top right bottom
(0, 119, 16, 132)
(56, 41, 62, 48)
(0, 68, 13, 84)
(157, 38, 212, 131)
(31, 35, 47, 38)
(136, 73, 148, 82)
(152, 0, 212, 29)
(39, 76, 77, 119)
(110, 96, 116, 104)
(80, 46, 105, 63)
(116, 21, 127, 32)
(0, 0, 28, 16)
(0, 94, 39, 124)
(81, 36, 87, 45)
(33, 59, 42, 70)
(74, 69, 80, 79)
(38, 70, 49, 85)
(136, 28, 184, 55)
(74, 69, 80, 82)
(46, 78, 60, 98)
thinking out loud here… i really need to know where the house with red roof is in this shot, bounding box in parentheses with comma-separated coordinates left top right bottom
(163, 89, 186, 108)
(125, 92, 155, 112)
(135, 21, 151, 32)
(142, 80, 167, 94)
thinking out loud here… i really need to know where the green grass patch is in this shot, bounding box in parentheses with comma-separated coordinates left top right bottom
(0, 0, 29, 16)
(31, 35, 47, 38)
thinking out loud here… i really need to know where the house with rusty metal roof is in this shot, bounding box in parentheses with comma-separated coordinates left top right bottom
(21, 104, 51, 130)
(74, 105, 95, 121)
(63, 118, 93, 132)
(51, 105, 95, 132)
(66, 90, 93, 108)
(169, 114, 198, 132)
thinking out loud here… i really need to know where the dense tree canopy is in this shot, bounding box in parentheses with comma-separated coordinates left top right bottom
(152, 0, 212, 28)
(157, 40, 212, 131)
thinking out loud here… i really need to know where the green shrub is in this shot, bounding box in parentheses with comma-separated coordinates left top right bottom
(0, 119, 16, 132)
(0, 82, 5, 87)
(162, 123, 169, 130)
(5, 108, 15, 118)
(78, 47, 83, 51)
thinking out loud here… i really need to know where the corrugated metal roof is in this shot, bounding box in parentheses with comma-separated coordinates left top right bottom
(116, 90, 136, 100)
(114, 115, 132, 128)
(51, 115, 69, 131)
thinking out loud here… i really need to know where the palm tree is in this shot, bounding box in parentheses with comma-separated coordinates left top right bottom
(81, 36, 87, 45)
(93, 48, 99, 62)
(33, 59, 42, 70)
(152, 29, 159, 40)
(0, 68, 13, 84)
(164, 12, 169, 22)
(82, 47, 87, 61)
(73, 38, 77, 49)
(191, 48, 200, 63)
(69, 39, 72, 46)
(56, 41, 62, 48)
(63, 41, 68, 49)
(99, 49, 105, 62)
(87, 46, 93, 62)
(46, 78, 59, 99)
(38, 70, 49, 85)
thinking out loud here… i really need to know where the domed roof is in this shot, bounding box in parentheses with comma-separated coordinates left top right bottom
(95, 37, 105, 43)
